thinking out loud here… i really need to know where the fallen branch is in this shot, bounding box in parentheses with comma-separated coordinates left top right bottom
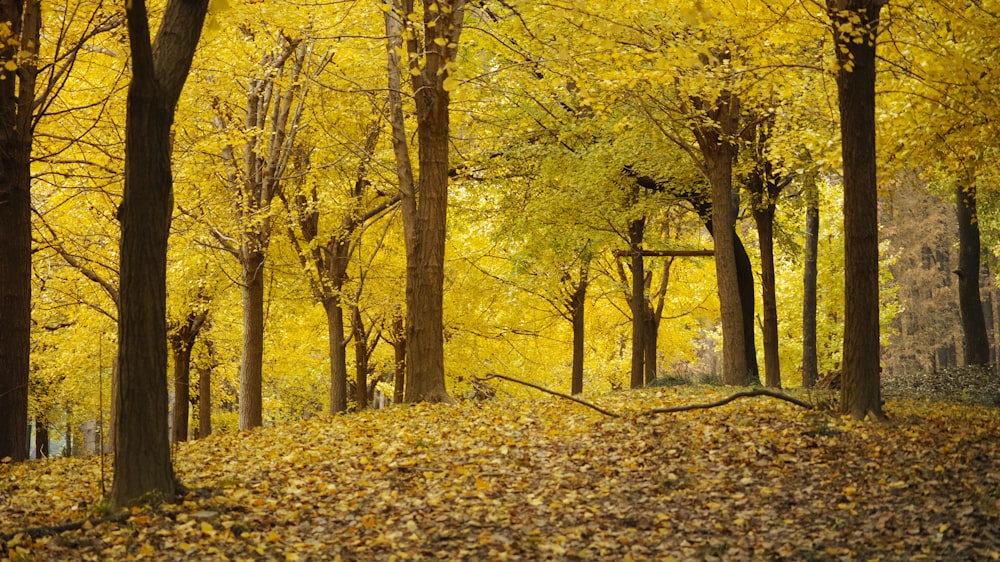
(476, 373, 814, 417)
(479, 373, 622, 417)
(643, 388, 814, 414)
(0, 512, 129, 542)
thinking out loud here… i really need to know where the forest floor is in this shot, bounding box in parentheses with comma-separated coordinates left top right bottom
(2, 380, 999, 561)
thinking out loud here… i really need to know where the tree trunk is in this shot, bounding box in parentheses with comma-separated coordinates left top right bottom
(0, 0, 38, 465)
(733, 234, 760, 384)
(802, 177, 820, 388)
(570, 269, 588, 395)
(644, 303, 658, 385)
(171, 342, 192, 442)
(829, 0, 885, 420)
(353, 306, 369, 410)
(955, 180, 990, 366)
(238, 251, 265, 430)
(629, 217, 646, 390)
(693, 90, 750, 386)
(198, 347, 213, 439)
(392, 313, 406, 404)
(386, 0, 463, 404)
(324, 296, 349, 413)
(753, 204, 781, 388)
(34, 419, 48, 459)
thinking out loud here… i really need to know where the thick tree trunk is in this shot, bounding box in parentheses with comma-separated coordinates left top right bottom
(324, 296, 349, 413)
(114, 0, 205, 504)
(113, 86, 177, 506)
(955, 181, 990, 366)
(705, 155, 749, 385)
(387, 0, 463, 405)
(692, 89, 751, 386)
(0, 0, 38, 465)
(629, 218, 646, 389)
(754, 204, 781, 388)
(238, 252, 266, 430)
(802, 179, 820, 388)
(829, 0, 885, 420)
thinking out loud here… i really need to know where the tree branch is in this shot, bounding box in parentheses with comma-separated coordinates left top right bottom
(476, 373, 814, 418)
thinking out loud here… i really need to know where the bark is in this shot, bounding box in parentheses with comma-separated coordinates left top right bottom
(829, 0, 885, 420)
(629, 217, 646, 390)
(238, 252, 265, 430)
(691, 90, 751, 386)
(802, 175, 820, 388)
(0, 0, 38, 464)
(112, 0, 207, 508)
(324, 295, 349, 414)
(386, 0, 464, 404)
(955, 180, 990, 366)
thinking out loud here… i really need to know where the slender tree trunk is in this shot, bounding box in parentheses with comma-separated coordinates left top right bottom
(353, 306, 369, 410)
(198, 345, 213, 439)
(754, 204, 781, 388)
(829, 0, 885, 420)
(34, 419, 48, 459)
(238, 252, 265, 430)
(733, 235, 760, 384)
(644, 304, 658, 385)
(171, 342, 192, 442)
(955, 180, 990, 366)
(0, 0, 38, 464)
(629, 218, 646, 389)
(392, 313, 406, 403)
(324, 295, 349, 413)
(570, 265, 589, 395)
(802, 176, 820, 388)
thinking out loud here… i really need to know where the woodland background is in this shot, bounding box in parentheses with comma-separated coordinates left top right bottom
(0, 0, 997, 458)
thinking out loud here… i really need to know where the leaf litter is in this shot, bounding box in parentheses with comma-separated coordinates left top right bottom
(2, 386, 999, 561)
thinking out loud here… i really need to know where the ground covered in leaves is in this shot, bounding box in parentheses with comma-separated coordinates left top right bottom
(2, 386, 999, 561)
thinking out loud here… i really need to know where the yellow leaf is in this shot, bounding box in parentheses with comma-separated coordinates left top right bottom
(433, 37, 448, 46)
(139, 543, 155, 556)
(3, 60, 16, 72)
(442, 76, 459, 92)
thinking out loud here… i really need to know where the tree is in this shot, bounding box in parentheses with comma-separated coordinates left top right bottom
(827, 0, 885, 420)
(211, 33, 308, 429)
(955, 168, 991, 366)
(801, 169, 820, 387)
(385, 0, 465, 403)
(112, 0, 207, 507)
(0, 0, 39, 463)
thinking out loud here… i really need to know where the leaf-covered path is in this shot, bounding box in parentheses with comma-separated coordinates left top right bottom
(2, 387, 999, 560)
